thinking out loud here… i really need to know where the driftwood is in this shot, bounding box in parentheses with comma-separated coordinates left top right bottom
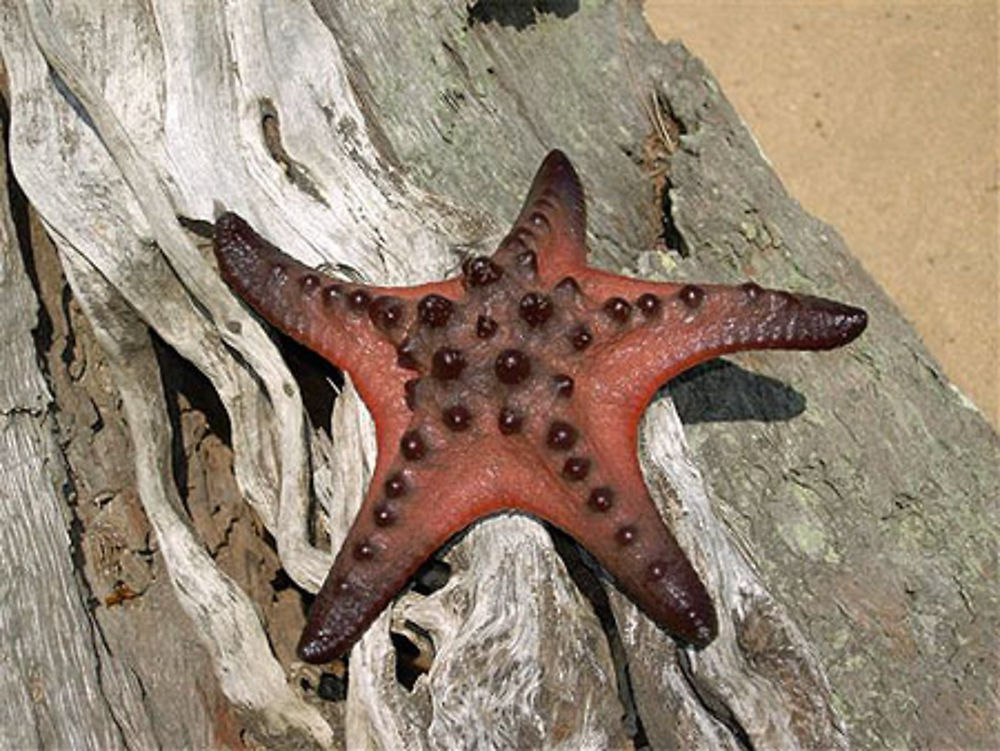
(1, 1, 996, 748)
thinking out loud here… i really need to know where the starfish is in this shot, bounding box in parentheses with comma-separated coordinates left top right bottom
(213, 151, 867, 664)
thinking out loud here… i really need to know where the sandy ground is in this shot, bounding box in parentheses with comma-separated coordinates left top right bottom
(645, 2, 998, 428)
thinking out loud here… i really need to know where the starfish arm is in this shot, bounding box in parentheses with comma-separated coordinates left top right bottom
(213, 212, 461, 416)
(509, 406, 718, 648)
(553, 455, 718, 648)
(295, 472, 461, 663)
(493, 150, 589, 284)
(578, 271, 868, 414)
(297, 442, 572, 663)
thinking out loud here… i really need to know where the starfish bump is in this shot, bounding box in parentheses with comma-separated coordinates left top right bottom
(212, 151, 867, 663)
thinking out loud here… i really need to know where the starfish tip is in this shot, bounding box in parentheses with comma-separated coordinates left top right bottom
(296, 632, 336, 664)
(845, 305, 868, 341)
(213, 210, 249, 246)
(811, 298, 869, 349)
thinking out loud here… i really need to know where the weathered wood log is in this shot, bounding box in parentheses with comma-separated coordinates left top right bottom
(1, 1, 996, 749)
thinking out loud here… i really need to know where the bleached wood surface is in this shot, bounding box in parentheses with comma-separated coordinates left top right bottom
(1, 1, 996, 749)
(0, 112, 157, 751)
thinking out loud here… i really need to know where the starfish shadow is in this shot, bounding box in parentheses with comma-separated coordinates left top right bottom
(666, 358, 807, 425)
(468, 0, 580, 30)
(276, 333, 345, 434)
(152, 332, 232, 508)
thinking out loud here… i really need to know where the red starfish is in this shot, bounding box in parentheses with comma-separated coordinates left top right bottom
(213, 152, 867, 663)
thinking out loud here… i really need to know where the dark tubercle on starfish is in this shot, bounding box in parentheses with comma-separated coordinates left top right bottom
(212, 151, 867, 664)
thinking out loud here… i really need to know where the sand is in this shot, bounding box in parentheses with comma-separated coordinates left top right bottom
(645, 2, 998, 428)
